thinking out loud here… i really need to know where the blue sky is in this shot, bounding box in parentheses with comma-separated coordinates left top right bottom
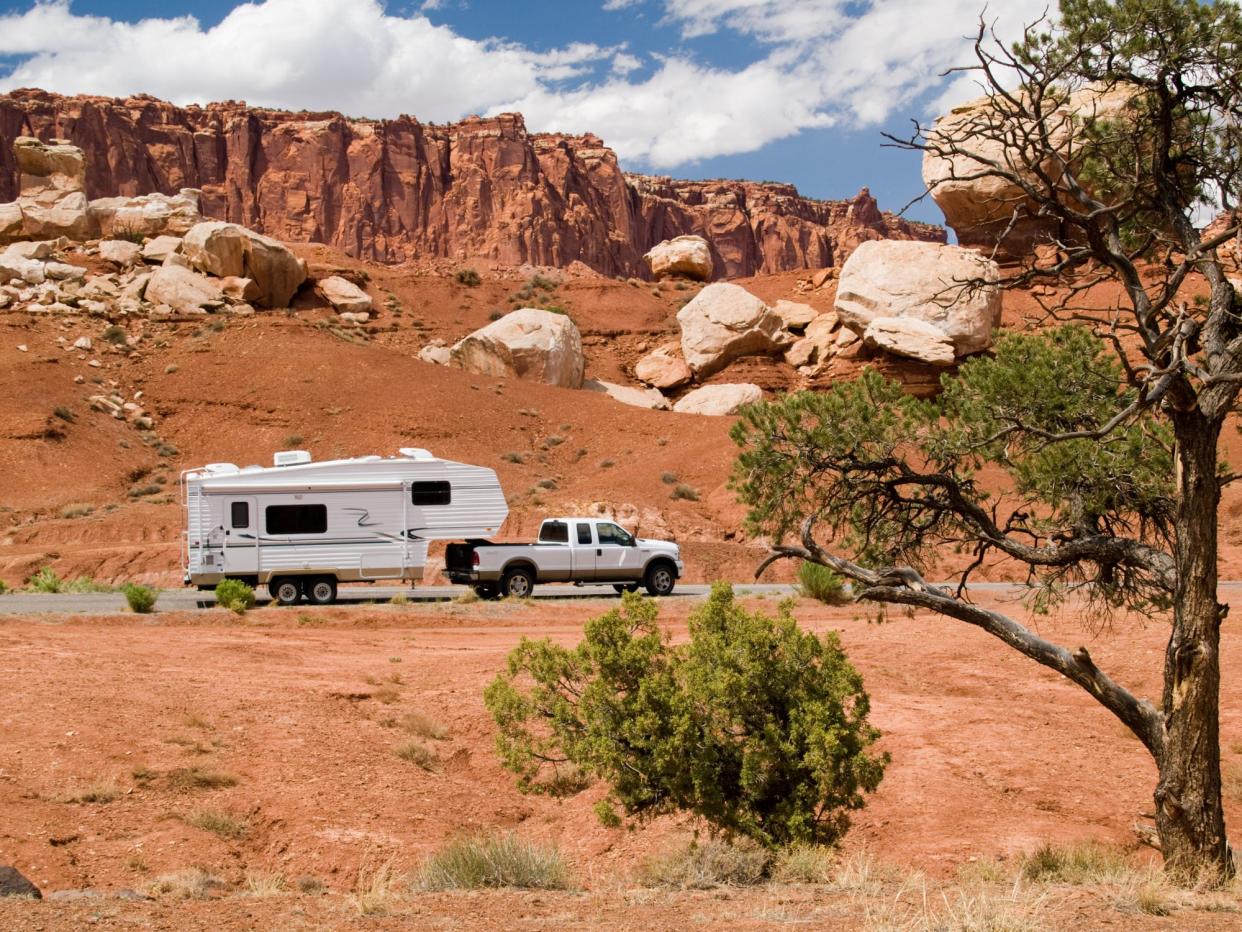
(0, 1, 1050, 225)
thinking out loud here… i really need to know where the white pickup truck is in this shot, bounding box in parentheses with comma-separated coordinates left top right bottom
(444, 517, 683, 599)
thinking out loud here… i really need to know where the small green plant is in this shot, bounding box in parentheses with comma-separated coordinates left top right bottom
(417, 833, 568, 890)
(122, 582, 159, 614)
(53, 406, 75, 423)
(455, 268, 482, 287)
(797, 562, 850, 606)
(111, 221, 146, 245)
(542, 435, 565, 448)
(530, 274, 557, 292)
(0, 580, 8, 595)
(28, 566, 63, 593)
(485, 585, 887, 847)
(187, 808, 249, 839)
(670, 483, 699, 501)
(214, 578, 255, 614)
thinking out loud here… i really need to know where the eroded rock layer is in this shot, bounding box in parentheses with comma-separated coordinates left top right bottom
(0, 89, 944, 278)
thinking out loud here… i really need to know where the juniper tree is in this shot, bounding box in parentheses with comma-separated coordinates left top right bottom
(732, 0, 1241, 879)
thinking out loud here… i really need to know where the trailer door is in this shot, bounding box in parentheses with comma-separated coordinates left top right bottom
(222, 497, 259, 579)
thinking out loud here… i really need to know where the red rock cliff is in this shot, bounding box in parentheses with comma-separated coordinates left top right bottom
(0, 89, 944, 278)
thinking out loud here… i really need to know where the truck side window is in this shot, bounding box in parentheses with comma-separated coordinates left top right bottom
(576, 523, 592, 545)
(230, 501, 249, 529)
(597, 522, 634, 546)
(539, 521, 568, 543)
(411, 481, 451, 506)
(266, 504, 327, 535)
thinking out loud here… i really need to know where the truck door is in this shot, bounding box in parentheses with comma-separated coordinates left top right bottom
(222, 497, 259, 578)
(594, 521, 642, 581)
(573, 521, 597, 580)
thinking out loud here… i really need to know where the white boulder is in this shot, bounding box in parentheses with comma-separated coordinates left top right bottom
(677, 282, 789, 376)
(145, 264, 225, 314)
(182, 221, 307, 308)
(863, 317, 957, 366)
(0, 253, 45, 285)
(0, 203, 22, 241)
(583, 379, 670, 410)
(318, 275, 373, 315)
(772, 300, 818, 330)
(449, 308, 585, 388)
(644, 235, 713, 281)
(418, 341, 452, 366)
(98, 239, 143, 268)
(88, 189, 202, 238)
(142, 235, 183, 264)
(634, 342, 692, 390)
(673, 383, 763, 416)
(835, 240, 1001, 357)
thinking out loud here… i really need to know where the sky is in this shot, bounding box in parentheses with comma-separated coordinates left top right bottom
(0, 0, 1052, 225)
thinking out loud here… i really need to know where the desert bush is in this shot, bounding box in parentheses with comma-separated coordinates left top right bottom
(62, 576, 113, 593)
(282, 434, 304, 448)
(122, 582, 159, 614)
(60, 502, 94, 519)
(53, 406, 75, 422)
(485, 584, 887, 846)
(400, 711, 448, 740)
(416, 832, 568, 890)
(102, 325, 127, 344)
(0, 580, 8, 595)
(111, 221, 146, 245)
(455, 268, 482, 287)
(148, 868, 225, 899)
(28, 566, 63, 593)
(670, 483, 699, 501)
(638, 838, 769, 889)
(187, 808, 248, 838)
(215, 578, 255, 614)
(394, 739, 437, 770)
(797, 561, 850, 605)
(501, 451, 525, 463)
(167, 766, 239, 791)
(660, 472, 678, 485)
(63, 778, 121, 804)
(1019, 841, 1134, 884)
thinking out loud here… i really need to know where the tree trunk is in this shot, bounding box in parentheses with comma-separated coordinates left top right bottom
(1156, 412, 1231, 879)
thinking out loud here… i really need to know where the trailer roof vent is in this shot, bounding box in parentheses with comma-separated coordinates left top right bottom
(273, 450, 312, 467)
(399, 447, 434, 460)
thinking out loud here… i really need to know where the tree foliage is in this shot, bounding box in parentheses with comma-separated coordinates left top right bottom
(484, 585, 887, 847)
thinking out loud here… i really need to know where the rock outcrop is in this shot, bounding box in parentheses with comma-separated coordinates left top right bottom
(644, 235, 713, 281)
(835, 241, 1001, 358)
(676, 282, 790, 376)
(181, 221, 307, 307)
(0, 89, 944, 277)
(673, 383, 763, 416)
(449, 308, 585, 388)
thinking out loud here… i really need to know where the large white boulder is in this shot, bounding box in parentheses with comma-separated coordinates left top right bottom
(835, 240, 1001, 357)
(182, 221, 307, 308)
(145, 264, 225, 314)
(676, 282, 789, 376)
(318, 275, 373, 315)
(8, 137, 92, 241)
(583, 379, 670, 410)
(673, 383, 763, 416)
(89, 189, 202, 238)
(863, 317, 957, 366)
(450, 308, 585, 388)
(0, 202, 22, 241)
(644, 235, 713, 281)
(142, 235, 183, 264)
(0, 252, 45, 285)
(98, 239, 143, 268)
(634, 342, 692, 390)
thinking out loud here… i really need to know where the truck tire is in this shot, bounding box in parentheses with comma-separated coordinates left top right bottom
(613, 583, 639, 594)
(307, 576, 338, 605)
(643, 561, 676, 597)
(501, 566, 536, 599)
(270, 577, 302, 606)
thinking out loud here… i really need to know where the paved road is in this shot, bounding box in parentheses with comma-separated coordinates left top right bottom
(0, 582, 799, 615)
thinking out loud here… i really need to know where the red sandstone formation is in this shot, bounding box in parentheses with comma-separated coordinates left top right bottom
(0, 89, 943, 278)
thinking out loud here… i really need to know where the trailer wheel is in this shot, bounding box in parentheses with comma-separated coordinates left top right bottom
(613, 583, 639, 595)
(473, 583, 500, 601)
(307, 576, 337, 605)
(501, 567, 535, 599)
(270, 577, 302, 606)
(643, 562, 676, 597)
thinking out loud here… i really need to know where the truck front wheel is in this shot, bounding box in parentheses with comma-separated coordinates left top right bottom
(644, 562, 676, 597)
(501, 567, 535, 599)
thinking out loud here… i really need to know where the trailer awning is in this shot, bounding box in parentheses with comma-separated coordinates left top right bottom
(199, 481, 405, 494)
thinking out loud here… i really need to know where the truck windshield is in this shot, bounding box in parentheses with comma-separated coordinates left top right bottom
(597, 522, 634, 547)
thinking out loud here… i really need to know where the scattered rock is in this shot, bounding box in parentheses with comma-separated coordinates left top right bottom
(339, 311, 369, 325)
(318, 275, 373, 315)
(44, 261, 85, 282)
(72, 336, 91, 350)
(677, 282, 789, 376)
(634, 342, 692, 390)
(672, 383, 763, 416)
(0, 253, 45, 285)
(219, 276, 259, 302)
(811, 267, 836, 289)
(145, 264, 225, 314)
(772, 300, 817, 330)
(418, 340, 451, 366)
(644, 235, 713, 281)
(450, 308, 585, 388)
(0, 203, 21, 240)
(98, 239, 143, 268)
(583, 379, 670, 410)
(4, 240, 52, 261)
(142, 235, 183, 264)
(863, 316, 957, 366)
(835, 240, 1001, 357)
(0, 865, 41, 899)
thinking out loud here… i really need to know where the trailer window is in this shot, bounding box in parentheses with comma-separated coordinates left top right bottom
(539, 521, 569, 543)
(266, 504, 327, 535)
(576, 523, 592, 545)
(230, 501, 249, 529)
(411, 481, 451, 507)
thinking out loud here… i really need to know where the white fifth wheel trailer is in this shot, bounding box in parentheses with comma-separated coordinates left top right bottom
(181, 448, 508, 604)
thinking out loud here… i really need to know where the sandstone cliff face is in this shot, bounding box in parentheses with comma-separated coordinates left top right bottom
(0, 89, 943, 278)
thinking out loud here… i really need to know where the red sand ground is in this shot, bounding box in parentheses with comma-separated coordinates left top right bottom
(1, 591, 1241, 928)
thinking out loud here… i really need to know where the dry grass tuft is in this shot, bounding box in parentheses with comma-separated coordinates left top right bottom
(149, 868, 226, 899)
(394, 739, 438, 770)
(770, 843, 835, 884)
(1019, 841, 1133, 885)
(244, 870, 286, 896)
(166, 766, 238, 791)
(350, 861, 403, 915)
(63, 777, 121, 804)
(638, 838, 769, 889)
(186, 808, 249, 839)
(400, 711, 448, 740)
(417, 832, 569, 890)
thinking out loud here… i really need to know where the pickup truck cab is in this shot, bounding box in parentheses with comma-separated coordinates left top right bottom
(444, 517, 683, 599)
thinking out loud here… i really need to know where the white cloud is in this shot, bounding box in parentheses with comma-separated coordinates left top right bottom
(0, 0, 1050, 169)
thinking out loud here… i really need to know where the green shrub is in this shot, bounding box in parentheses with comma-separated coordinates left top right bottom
(102, 325, 127, 344)
(0, 580, 8, 595)
(122, 582, 159, 614)
(417, 833, 568, 890)
(485, 584, 887, 847)
(111, 222, 146, 245)
(530, 274, 557, 292)
(63, 576, 113, 593)
(215, 578, 255, 614)
(797, 562, 850, 605)
(28, 566, 63, 593)
(455, 268, 482, 287)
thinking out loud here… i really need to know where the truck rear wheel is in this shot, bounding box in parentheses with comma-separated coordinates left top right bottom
(644, 562, 676, 597)
(501, 567, 535, 599)
(307, 576, 337, 605)
(270, 577, 302, 606)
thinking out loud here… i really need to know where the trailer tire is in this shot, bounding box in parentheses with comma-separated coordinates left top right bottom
(613, 583, 639, 594)
(501, 566, 535, 599)
(307, 576, 337, 605)
(643, 561, 677, 597)
(473, 583, 500, 601)
(270, 577, 302, 606)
